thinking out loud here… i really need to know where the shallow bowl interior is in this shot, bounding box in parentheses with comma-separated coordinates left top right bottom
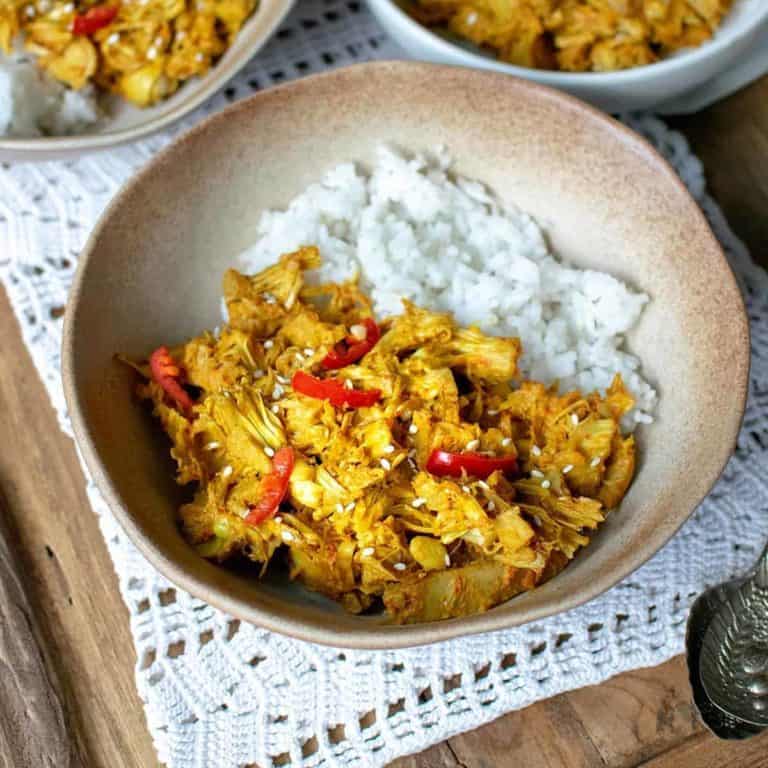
(63, 61, 749, 649)
(0, 0, 294, 161)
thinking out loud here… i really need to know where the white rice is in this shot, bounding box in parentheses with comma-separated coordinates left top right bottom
(239, 147, 657, 426)
(0, 51, 100, 137)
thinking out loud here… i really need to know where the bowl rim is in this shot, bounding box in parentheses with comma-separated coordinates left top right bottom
(368, 0, 768, 85)
(0, 0, 294, 157)
(62, 60, 751, 649)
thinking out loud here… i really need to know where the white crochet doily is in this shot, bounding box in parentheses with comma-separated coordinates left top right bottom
(2, 3, 768, 767)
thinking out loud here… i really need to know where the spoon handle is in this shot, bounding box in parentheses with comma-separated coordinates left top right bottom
(756, 542, 768, 589)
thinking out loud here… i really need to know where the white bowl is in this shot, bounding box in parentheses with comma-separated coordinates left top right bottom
(0, 0, 294, 162)
(366, 0, 768, 112)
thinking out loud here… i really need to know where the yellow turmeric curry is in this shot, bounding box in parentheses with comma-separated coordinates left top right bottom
(130, 247, 637, 623)
(0, 0, 257, 106)
(405, 0, 734, 72)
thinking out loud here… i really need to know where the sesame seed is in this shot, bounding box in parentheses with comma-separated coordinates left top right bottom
(223, 390, 232, 399)
(281, 530, 294, 542)
(591, 457, 601, 468)
(253, 369, 265, 378)
(408, 423, 418, 435)
(221, 465, 233, 478)
(570, 413, 579, 426)
(487, 501, 496, 511)
(155, 35, 164, 47)
(465, 439, 480, 451)
(501, 437, 512, 447)
(408, 449, 417, 458)
(204, 441, 220, 451)
(264, 339, 274, 349)
(263, 292, 277, 304)
(345, 501, 356, 513)
(176, 29, 186, 39)
(25, 6, 35, 16)
(383, 444, 395, 454)
(146, 47, 158, 60)
(407, 458, 418, 471)
(195, 51, 205, 62)
(303, 348, 315, 357)
(295, 353, 304, 363)
(272, 384, 284, 399)
(274, 516, 282, 523)
(541, 479, 551, 489)
(361, 547, 375, 557)
(239, 507, 249, 518)
(477, 480, 490, 490)
(461, 485, 471, 494)
(531, 469, 544, 478)
(106, 31, 120, 44)
(264, 446, 275, 458)
(344, 379, 354, 390)
(487, 409, 499, 415)
(393, 562, 407, 571)
(411, 497, 427, 508)
(444, 554, 451, 567)
(349, 324, 367, 340)
(335, 503, 344, 514)
(380, 458, 391, 471)
(531, 445, 542, 457)
(562, 464, 574, 474)
(276, 374, 289, 384)
(271, 404, 280, 414)
(466, 10, 478, 24)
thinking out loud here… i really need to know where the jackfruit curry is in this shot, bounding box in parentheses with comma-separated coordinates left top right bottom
(129, 247, 637, 623)
(404, 0, 734, 72)
(0, 0, 257, 106)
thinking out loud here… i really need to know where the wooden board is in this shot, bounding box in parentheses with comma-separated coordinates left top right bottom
(1, 74, 767, 767)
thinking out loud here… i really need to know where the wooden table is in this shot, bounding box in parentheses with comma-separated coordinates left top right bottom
(1, 77, 768, 768)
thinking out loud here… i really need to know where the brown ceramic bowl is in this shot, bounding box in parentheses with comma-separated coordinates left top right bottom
(62, 61, 749, 649)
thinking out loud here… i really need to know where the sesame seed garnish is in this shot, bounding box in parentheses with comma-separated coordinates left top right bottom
(591, 457, 601, 468)
(264, 339, 274, 349)
(106, 31, 120, 44)
(393, 562, 407, 571)
(281, 530, 294, 542)
(408, 449, 417, 458)
(383, 444, 395, 454)
(487, 500, 496, 511)
(147, 46, 158, 60)
(271, 404, 280, 413)
(25, 6, 35, 16)
(272, 384, 284, 399)
(411, 497, 427, 508)
(221, 465, 233, 478)
(204, 441, 220, 451)
(303, 348, 315, 357)
(295, 353, 304, 363)
(361, 547, 375, 557)
(541, 479, 551, 489)
(155, 35, 164, 47)
(239, 507, 249, 518)
(407, 458, 418, 471)
(487, 409, 499, 415)
(264, 446, 275, 458)
(276, 374, 289, 384)
(531, 469, 544, 478)
(501, 437, 512, 447)
(570, 413, 579, 426)
(274, 516, 282, 523)
(195, 51, 205, 62)
(466, 10, 478, 24)
(531, 445, 542, 457)
(349, 324, 367, 340)
(176, 29, 186, 39)
(477, 480, 490, 490)
(465, 439, 480, 452)
(253, 369, 265, 378)
(408, 424, 418, 435)
(344, 379, 354, 390)
(380, 458, 391, 471)
(461, 485, 471, 494)
(263, 292, 277, 304)
(444, 554, 451, 567)
(562, 464, 574, 474)
(345, 501, 356, 513)
(335, 503, 344, 514)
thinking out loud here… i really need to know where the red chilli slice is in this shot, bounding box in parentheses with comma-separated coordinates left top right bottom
(291, 370, 381, 408)
(149, 346, 195, 412)
(245, 446, 295, 526)
(426, 449, 518, 480)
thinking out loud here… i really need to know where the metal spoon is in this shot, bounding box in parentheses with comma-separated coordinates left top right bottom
(686, 543, 768, 738)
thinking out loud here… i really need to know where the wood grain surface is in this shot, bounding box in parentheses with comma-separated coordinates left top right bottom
(1, 75, 767, 768)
